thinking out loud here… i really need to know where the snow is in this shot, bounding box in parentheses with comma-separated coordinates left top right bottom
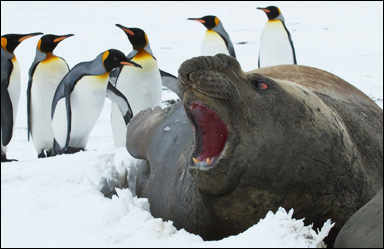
(1, 1, 382, 248)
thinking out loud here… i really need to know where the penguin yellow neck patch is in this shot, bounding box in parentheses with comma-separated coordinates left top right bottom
(268, 19, 282, 23)
(134, 49, 152, 61)
(42, 53, 58, 63)
(96, 72, 109, 81)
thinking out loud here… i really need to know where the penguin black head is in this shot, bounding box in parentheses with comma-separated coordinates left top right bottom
(1, 32, 43, 54)
(37, 34, 74, 53)
(116, 24, 148, 51)
(257, 6, 281, 20)
(187, 15, 220, 30)
(102, 49, 142, 72)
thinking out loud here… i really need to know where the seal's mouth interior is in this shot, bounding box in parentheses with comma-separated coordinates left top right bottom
(188, 102, 228, 166)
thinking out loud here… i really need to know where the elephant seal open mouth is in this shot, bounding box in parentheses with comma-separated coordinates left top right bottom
(126, 54, 383, 247)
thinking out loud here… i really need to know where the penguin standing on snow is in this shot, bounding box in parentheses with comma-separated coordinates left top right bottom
(27, 34, 74, 158)
(257, 6, 297, 68)
(188, 15, 236, 58)
(1, 32, 43, 162)
(110, 24, 163, 147)
(51, 49, 141, 155)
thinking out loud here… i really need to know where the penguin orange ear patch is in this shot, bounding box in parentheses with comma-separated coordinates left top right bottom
(214, 17, 220, 26)
(102, 51, 110, 62)
(37, 39, 42, 51)
(1, 37, 7, 50)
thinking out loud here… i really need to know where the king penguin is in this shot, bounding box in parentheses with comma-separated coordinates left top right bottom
(110, 24, 163, 147)
(51, 49, 141, 155)
(188, 15, 236, 58)
(1, 32, 43, 162)
(27, 34, 74, 158)
(257, 6, 297, 68)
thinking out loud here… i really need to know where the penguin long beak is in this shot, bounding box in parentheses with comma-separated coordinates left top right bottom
(53, 34, 74, 43)
(257, 7, 270, 13)
(116, 24, 135, 36)
(18, 32, 43, 42)
(187, 18, 205, 24)
(121, 60, 142, 69)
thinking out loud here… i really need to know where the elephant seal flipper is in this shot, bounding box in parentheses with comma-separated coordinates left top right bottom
(334, 188, 383, 248)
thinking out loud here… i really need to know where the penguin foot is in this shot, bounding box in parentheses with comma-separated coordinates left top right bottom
(1, 154, 18, 163)
(38, 152, 47, 158)
(37, 150, 53, 158)
(64, 147, 85, 154)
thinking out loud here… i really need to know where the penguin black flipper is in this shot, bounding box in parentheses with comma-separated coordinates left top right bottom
(282, 22, 297, 64)
(109, 67, 122, 87)
(213, 29, 236, 58)
(211, 19, 236, 58)
(159, 69, 180, 97)
(218, 32, 236, 58)
(106, 82, 133, 125)
(1, 54, 14, 146)
(27, 54, 46, 142)
(51, 78, 71, 153)
(51, 64, 88, 153)
(1, 83, 14, 146)
(126, 50, 138, 61)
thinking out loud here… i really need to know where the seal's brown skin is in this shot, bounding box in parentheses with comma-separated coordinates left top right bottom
(126, 54, 383, 246)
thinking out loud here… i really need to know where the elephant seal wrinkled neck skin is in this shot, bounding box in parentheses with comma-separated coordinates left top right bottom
(126, 54, 383, 246)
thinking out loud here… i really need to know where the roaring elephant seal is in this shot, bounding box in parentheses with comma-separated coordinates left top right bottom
(126, 54, 383, 246)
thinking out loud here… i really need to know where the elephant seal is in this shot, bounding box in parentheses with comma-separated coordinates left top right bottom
(334, 188, 383, 248)
(126, 54, 383, 247)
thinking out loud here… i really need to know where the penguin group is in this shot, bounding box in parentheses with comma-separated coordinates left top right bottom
(189, 6, 296, 66)
(2, 32, 43, 162)
(1, 4, 297, 162)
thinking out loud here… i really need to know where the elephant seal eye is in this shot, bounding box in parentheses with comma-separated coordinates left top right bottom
(257, 82, 269, 91)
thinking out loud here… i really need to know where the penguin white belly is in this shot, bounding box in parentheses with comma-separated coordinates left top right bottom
(201, 30, 230, 56)
(111, 56, 162, 147)
(2, 58, 21, 152)
(31, 58, 68, 152)
(259, 20, 295, 67)
(52, 74, 109, 149)
(8, 58, 21, 131)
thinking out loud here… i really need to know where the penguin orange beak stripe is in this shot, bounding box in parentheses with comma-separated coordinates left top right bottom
(257, 8, 270, 13)
(116, 24, 135, 36)
(18, 32, 43, 42)
(188, 18, 205, 24)
(53, 34, 74, 43)
(121, 27, 135, 36)
(120, 61, 142, 68)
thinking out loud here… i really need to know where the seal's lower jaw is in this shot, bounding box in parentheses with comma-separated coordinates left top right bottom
(186, 101, 229, 169)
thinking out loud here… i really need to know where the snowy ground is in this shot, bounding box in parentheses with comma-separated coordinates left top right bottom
(1, 1, 382, 248)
